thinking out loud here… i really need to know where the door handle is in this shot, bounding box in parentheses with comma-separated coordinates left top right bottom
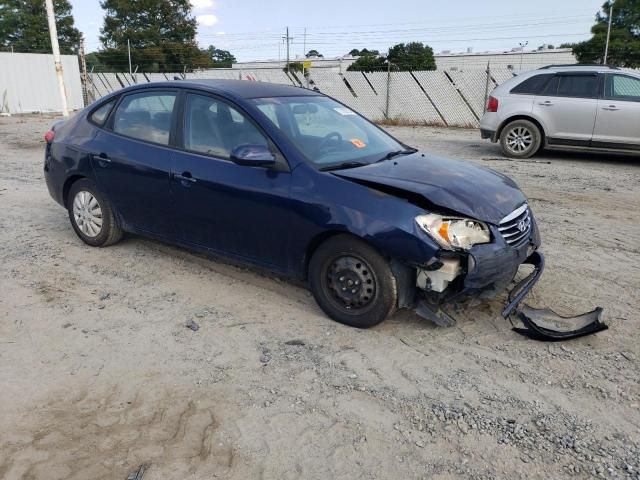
(173, 172, 197, 184)
(92, 153, 111, 163)
(538, 101, 553, 106)
(602, 105, 619, 111)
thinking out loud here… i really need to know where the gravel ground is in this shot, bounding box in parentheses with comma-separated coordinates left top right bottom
(1, 115, 639, 480)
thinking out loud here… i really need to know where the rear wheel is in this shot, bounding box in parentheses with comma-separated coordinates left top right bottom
(500, 119, 542, 159)
(67, 179, 122, 247)
(309, 235, 397, 328)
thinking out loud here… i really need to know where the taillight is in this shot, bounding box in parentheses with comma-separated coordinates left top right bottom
(486, 96, 499, 113)
(44, 130, 55, 143)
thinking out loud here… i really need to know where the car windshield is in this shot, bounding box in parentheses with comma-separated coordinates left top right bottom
(251, 96, 411, 169)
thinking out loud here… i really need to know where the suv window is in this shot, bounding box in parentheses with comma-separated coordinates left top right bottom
(556, 74, 598, 98)
(183, 93, 268, 159)
(113, 92, 176, 145)
(605, 74, 640, 101)
(90, 99, 116, 126)
(510, 74, 553, 95)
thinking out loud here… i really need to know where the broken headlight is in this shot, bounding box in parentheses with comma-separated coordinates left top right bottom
(416, 214, 491, 250)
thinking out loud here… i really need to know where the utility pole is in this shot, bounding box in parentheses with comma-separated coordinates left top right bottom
(518, 41, 528, 73)
(79, 36, 89, 106)
(45, 0, 68, 117)
(302, 27, 307, 78)
(282, 27, 292, 74)
(604, 1, 614, 64)
(127, 38, 132, 75)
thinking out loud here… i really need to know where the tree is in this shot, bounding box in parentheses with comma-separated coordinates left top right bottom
(206, 45, 236, 67)
(0, 0, 81, 54)
(347, 49, 386, 71)
(305, 49, 323, 58)
(571, 0, 640, 67)
(348, 48, 360, 56)
(98, 0, 206, 71)
(387, 42, 436, 71)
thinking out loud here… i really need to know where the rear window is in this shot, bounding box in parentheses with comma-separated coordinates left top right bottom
(112, 92, 176, 145)
(510, 74, 553, 95)
(556, 75, 599, 98)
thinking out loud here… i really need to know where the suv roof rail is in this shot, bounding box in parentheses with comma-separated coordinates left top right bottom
(538, 64, 619, 70)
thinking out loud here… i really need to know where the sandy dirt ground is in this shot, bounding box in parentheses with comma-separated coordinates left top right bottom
(1, 115, 639, 480)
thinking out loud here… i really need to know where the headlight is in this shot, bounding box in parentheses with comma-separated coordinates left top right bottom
(416, 214, 490, 250)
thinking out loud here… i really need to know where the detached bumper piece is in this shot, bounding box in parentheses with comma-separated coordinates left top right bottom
(503, 252, 608, 341)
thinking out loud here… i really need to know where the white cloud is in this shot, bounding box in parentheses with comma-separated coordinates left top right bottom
(216, 31, 225, 35)
(191, 0, 214, 9)
(196, 14, 218, 27)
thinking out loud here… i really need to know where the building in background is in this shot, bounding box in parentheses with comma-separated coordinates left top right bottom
(231, 48, 576, 72)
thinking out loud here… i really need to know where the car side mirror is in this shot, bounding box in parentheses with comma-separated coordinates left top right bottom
(230, 144, 276, 167)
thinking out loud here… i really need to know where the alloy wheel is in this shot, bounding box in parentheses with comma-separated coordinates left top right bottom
(72, 190, 103, 238)
(505, 126, 533, 154)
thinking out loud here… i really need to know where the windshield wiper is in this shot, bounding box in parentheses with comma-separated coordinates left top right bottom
(319, 161, 368, 172)
(376, 148, 418, 163)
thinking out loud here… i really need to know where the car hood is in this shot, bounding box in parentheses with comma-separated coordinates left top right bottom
(332, 152, 527, 224)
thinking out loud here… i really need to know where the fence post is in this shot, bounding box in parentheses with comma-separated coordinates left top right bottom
(79, 37, 89, 107)
(385, 61, 391, 119)
(483, 60, 491, 114)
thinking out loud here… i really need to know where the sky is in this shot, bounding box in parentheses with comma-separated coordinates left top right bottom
(70, 0, 605, 62)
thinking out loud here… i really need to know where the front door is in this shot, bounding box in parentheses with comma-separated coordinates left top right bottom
(592, 73, 640, 149)
(532, 73, 599, 145)
(170, 92, 293, 271)
(90, 90, 177, 236)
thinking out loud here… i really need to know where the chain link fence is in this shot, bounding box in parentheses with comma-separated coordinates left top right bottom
(85, 66, 511, 128)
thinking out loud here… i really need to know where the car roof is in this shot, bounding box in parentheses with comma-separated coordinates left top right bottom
(130, 79, 323, 99)
(538, 64, 622, 73)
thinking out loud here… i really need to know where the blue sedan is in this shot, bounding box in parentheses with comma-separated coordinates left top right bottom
(44, 79, 546, 330)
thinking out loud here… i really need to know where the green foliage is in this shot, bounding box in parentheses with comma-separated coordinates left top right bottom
(347, 52, 386, 71)
(347, 43, 436, 72)
(284, 61, 304, 73)
(348, 48, 360, 56)
(305, 49, 323, 58)
(387, 42, 436, 71)
(98, 0, 208, 72)
(0, 0, 81, 54)
(572, 0, 640, 67)
(206, 45, 236, 68)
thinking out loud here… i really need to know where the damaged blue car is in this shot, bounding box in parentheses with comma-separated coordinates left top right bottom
(44, 80, 606, 340)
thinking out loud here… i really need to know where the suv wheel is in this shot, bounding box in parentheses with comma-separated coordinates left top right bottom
(500, 119, 542, 159)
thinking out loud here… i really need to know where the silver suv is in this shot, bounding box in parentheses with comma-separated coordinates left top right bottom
(479, 65, 640, 158)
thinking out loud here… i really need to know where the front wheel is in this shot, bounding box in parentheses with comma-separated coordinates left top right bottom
(67, 178, 122, 247)
(499, 119, 542, 159)
(309, 235, 397, 328)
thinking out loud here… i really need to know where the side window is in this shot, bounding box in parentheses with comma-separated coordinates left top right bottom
(183, 94, 268, 159)
(540, 76, 559, 96)
(556, 75, 598, 99)
(90, 99, 116, 126)
(510, 74, 553, 95)
(605, 75, 640, 101)
(112, 92, 176, 145)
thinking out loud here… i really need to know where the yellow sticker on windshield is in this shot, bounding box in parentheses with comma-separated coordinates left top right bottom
(351, 138, 367, 149)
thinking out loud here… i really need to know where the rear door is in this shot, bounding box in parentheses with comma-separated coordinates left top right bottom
(592, 73, 640, 149)
(532, 72, 599, 145)
(90, 90, 177, 236)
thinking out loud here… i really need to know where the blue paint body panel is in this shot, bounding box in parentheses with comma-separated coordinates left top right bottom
(44, 80, 540, 292)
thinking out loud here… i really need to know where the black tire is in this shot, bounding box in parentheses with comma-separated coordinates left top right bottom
(67, 178, 122, 247)
(309, 235, 397, 328)
(499, 119, 542, 159)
